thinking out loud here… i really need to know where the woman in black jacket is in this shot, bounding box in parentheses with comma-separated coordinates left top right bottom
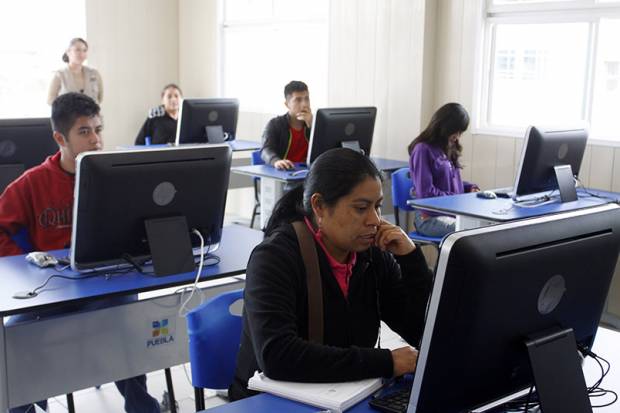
(229, 148, 433, 400)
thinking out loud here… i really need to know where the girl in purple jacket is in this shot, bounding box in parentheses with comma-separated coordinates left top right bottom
(407, 103, 479, 237)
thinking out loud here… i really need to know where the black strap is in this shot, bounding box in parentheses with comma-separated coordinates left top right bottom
(292, 221, 324, 344)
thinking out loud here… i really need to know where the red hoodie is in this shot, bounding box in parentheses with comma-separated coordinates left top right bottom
(0, 152, 74, 256)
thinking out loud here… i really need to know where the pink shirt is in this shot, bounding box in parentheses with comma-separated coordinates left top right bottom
(304, 217, 357, 298)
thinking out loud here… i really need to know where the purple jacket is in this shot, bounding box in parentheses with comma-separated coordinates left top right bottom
(409, 142, 475, 215)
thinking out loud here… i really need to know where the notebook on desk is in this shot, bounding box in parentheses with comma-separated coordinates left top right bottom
(248, 371, 383, 412)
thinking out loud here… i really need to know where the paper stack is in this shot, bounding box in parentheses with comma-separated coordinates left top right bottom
(248, 371, 383, 412)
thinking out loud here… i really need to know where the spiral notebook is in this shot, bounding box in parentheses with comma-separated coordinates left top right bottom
(248, 371, 383, 412)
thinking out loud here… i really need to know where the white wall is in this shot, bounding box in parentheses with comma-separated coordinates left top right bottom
(328, 0, 436, 162)
(179, 0, 219, 98)
(86, 0, 179, 150)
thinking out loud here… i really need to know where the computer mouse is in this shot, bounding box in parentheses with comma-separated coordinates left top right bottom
(476, 190, 497, 199)
(25, 251, 58, 268)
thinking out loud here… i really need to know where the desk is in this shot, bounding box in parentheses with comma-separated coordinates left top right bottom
(231, 157, 408, 228)
(0, 225, 262, 410)
(116, 139, 261, 153)
(201, 327, 620, 412)
(408, 189, 619, 231)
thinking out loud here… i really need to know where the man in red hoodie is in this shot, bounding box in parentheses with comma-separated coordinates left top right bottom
(0, 93, 162, 413)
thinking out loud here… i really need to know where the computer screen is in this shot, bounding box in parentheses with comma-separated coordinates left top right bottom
(306, 107, 376, 164)
(0, 118, 56, 192)
(71, 145, 231, 272)
(175, 98, 239, 145)
(409, 203, 620, 412)
(513, 126, 588, 201)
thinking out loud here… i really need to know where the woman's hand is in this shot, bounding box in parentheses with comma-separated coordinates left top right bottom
(391, 346, 419, 376)
(374, 219, 416, 256)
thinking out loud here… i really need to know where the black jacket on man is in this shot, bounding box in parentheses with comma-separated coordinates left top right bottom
(134, 113, 177, 145)
(229, 222, 433, 401)
(260, 113, 311, 165)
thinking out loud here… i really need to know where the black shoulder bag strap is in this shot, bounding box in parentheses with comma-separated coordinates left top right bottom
(291, 221, 324, 344)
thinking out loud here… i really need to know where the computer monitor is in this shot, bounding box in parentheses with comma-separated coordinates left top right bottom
(175, 98, 239, 145)
(306, 107, 377, 164)
(71, 145, 232, 274)
(408, 203, 620, 413)
(513, 126, 588, 202)
(0, 118, 56, 192)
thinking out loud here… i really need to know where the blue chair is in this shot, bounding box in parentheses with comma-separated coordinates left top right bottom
(187, 289, 244, 411)
(250, 150, 264, 229)
(391, 167, 442, 246)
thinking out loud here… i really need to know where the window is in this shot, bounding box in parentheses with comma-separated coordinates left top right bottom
(480, 0, 620, 141)
(221, 0, 329, 114)
(0, 0, 86, 118)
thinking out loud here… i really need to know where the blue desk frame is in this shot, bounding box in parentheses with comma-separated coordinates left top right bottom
(0, 225, 262, 410)
(408, 189, 619, 230)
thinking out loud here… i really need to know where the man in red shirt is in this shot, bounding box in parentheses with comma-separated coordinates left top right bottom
(260, 80, 313, 169)
(0, 93, 162, 413)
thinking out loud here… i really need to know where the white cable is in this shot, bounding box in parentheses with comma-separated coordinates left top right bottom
(178, 229, 206, 317)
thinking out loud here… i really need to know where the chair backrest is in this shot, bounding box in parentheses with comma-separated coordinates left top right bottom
(186, 289, 244, 389)
(12, 228, 34, 253)
(391, 167, 415, 212)
(250, 150, 264, 166)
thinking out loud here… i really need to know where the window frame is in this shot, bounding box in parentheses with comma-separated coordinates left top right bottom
(475, 0, 620, 144)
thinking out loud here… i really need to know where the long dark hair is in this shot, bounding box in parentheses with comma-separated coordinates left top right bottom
(407, 102, 469, 168)
(264, 148, 383, 235)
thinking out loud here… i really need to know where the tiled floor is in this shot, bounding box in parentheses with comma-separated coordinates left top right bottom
(47, 363, 228, 412)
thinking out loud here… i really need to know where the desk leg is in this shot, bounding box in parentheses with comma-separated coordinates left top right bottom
(260, 178, 285, 229)
(0, 318, 8, 411)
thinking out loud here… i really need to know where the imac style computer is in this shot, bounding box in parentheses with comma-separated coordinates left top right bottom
(306, 107, 377, 164)
(175, 98, 239, 145)
(71, 145, 232, 276)
(509, 126, 588, 202)
(405, 203, 620, 413)
(0, 118, 56, 192)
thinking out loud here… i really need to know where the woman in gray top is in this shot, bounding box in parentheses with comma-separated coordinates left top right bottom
(48, 38, 103, 105)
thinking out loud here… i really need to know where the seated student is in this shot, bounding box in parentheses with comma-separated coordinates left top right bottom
(135, 83, 182, 145)
(261, 80, 313, 170)
(0, 93, 162, 413)
(229, 148, 433, 401)
(407, 102, 479, 238)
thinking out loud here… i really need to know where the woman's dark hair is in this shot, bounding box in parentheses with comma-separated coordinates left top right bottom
(62, 38, 88, 63)
(407, 102, 469, 168)
(161, 83, 183, 97)
(264, 148, 383, 235)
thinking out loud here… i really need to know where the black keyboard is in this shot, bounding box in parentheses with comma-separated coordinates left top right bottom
(368, 388, 411, 413)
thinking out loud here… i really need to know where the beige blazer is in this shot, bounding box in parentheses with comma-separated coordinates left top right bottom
(48, 66, 103, 105)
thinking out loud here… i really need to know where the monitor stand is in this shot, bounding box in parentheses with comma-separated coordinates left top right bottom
(340, 140, 363, 154)
(144, 216, 196, 276)
(524, 327, 592, 413)
(554, 164, 578, 203)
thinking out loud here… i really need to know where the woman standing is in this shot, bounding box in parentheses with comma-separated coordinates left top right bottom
(407, 102, 479, 237)
(47, 38, 103, 105)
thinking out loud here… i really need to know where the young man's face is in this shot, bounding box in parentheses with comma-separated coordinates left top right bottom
(285, 90, 311, 117)
(55, 115, 103, 162)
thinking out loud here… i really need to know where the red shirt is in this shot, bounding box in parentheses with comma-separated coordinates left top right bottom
(304, 217, 357, 299)
(0, 152, 74, 256)
(285, 126, 308, 163)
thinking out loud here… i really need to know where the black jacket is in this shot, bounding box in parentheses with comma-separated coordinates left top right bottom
(229, 222, 433, 400)
(260, 113, 311, 165)
(134, 113, 177, 145)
